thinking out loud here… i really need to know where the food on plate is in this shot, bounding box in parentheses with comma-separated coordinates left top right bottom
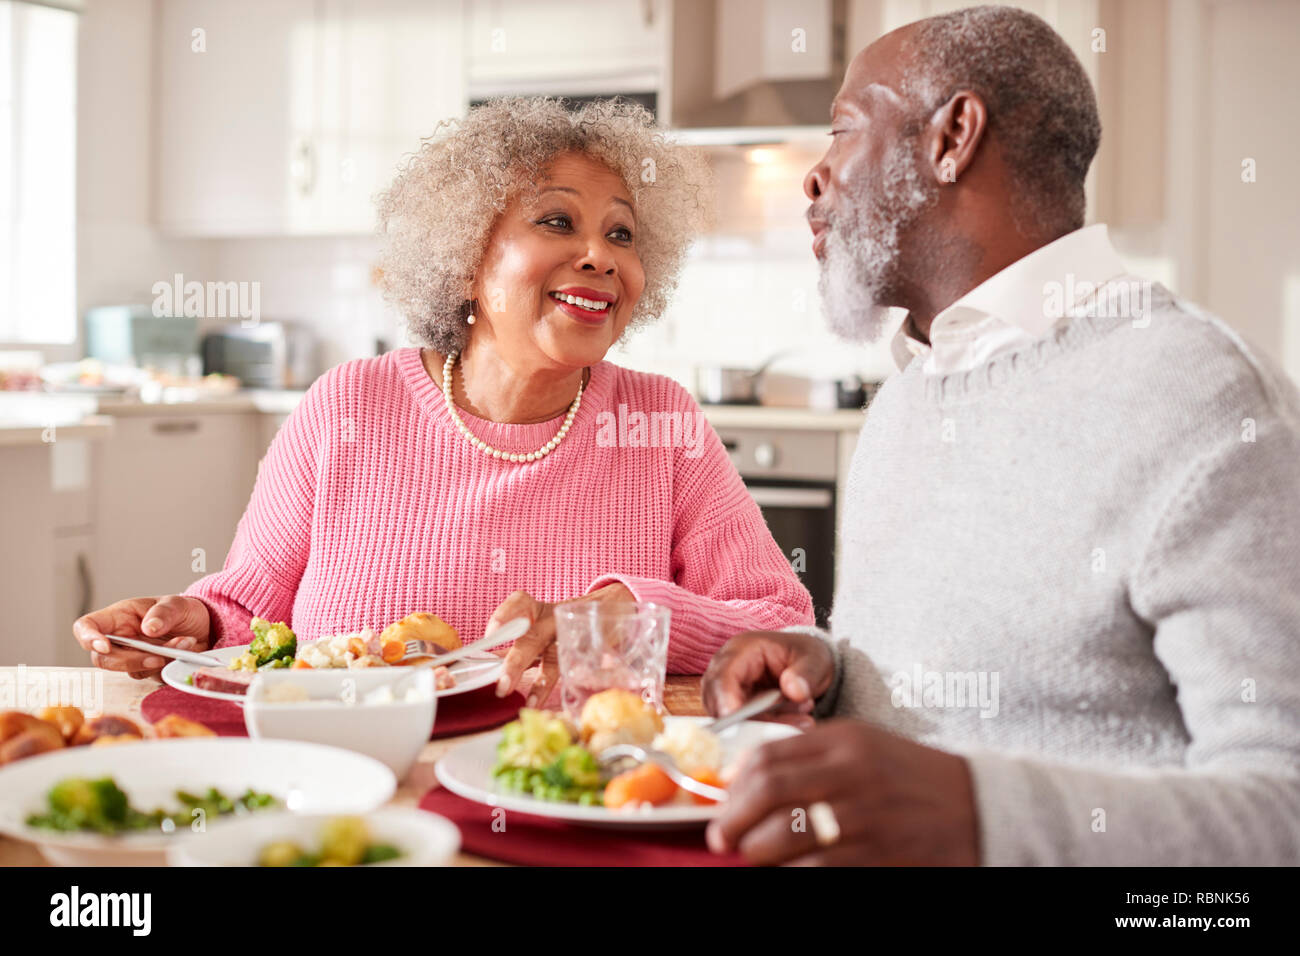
(579, 688, 664, 755)
(603, 763, 679, 809)
(652, 720, 723, 774)
(192, 667, 256, 694)
(492, 709, 604, 805)
(0, 708, 218, 766)
(229, 617, 297, 672)
(72, 714, 144, 746)
(381, 612, 460, 654)
(488, 693, 732, 810)
(25, 777, 277, 836)
(152, 714, 217, 738)
(258, 815, 402, 867)
(191, 611, 463, 696)
(38, 706, 85, 741)
(0, 714, 66, 764)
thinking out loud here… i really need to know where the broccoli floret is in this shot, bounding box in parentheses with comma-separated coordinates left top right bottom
(542, 745, 601, 790)
(248, 617, 296, 666)
(47, 777, 129, 832)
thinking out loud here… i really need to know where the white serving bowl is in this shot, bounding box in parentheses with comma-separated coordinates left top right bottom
(167, 807, 460, 867)
(0, 738, 396, 866)
(243, 668, 436, 780)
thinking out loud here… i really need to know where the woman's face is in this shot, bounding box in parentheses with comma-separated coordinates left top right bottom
(471, 152, 646, 372)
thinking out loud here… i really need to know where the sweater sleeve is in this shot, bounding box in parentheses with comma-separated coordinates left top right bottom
(966, 418, 1300, 865)
(587, 391, 814, 674)
(183, 375, 326, 648)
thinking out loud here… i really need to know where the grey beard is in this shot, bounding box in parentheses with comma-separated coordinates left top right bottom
(816, 137, 937, 343)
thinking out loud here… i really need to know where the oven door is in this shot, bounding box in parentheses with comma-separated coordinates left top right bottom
(745, 479, 836, 628)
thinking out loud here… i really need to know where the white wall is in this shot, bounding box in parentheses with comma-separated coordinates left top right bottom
(74, 0, 213, 359)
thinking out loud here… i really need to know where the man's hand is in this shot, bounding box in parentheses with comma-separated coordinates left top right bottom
(706, 719, 981, 866)
(702, 630, 835, 729)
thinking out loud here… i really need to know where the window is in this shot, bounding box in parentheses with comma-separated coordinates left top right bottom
(0, 0, 77, 344)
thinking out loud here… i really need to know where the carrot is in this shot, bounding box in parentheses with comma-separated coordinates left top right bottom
(291, 658, 312, 669)
(687, 768, 726, 805)
(380, 635, 405, 664)
(348, 637, 367, 659)
(603, 763, 679, 809)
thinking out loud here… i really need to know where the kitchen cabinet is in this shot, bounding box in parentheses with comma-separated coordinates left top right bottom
(466, 0, 667, 94)
(0, 444, 57, 666)
(156, 0, 466, 236)
(91, 411, 261, 604)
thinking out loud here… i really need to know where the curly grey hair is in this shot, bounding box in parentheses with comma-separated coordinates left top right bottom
(900, 5, 1101, 235)
(375, 97, 713, 354)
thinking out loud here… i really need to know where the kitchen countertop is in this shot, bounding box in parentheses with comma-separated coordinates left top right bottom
(0, 414, 115, 447)
(1, 390, 867, 430)
(0, 667, 708, 868)
(700, 404, 866, 431)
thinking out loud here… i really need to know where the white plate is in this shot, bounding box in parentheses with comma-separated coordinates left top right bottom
(168, 807, 460, 867)
(161, 642, 504, 703)
(0, 738, 396, 866)
(435, 716, 800, 830)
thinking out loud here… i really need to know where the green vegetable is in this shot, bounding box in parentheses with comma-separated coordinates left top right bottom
(542, 745, 601, 790)
(493, 709, 574, 773)
(248, 617, 296, 667)
(26, 778, 277, 836)
(361, 843, 402, 864)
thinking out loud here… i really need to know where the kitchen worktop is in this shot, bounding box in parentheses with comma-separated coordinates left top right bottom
(698, 404, 867, 432)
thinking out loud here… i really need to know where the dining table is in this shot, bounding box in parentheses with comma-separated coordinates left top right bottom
(0, 665, 708, 867)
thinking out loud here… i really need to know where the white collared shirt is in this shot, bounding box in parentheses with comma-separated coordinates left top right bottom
(890, 224, 1131, 374)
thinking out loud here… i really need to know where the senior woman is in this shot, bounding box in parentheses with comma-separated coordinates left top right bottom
(73, 97, 813, 706)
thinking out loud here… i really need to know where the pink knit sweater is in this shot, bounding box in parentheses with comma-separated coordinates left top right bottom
(185, 348, 813, 673)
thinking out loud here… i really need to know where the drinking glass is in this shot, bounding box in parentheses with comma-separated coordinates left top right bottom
(555, 601, 670, 721)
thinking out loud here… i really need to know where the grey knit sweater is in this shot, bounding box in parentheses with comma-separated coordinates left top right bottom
(808, 283, 1300, 865)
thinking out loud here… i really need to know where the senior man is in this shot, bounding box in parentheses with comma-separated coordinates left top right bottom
(704, 5, 1300, 866)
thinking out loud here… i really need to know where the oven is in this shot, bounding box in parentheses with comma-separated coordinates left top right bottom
(713, 427, 838, 627)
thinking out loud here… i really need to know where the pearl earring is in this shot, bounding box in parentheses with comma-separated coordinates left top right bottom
(466, 312, 476, 325)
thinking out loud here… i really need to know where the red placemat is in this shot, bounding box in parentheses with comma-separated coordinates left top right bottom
(418, 786, 747, 867)
(140, 684, 525, 739)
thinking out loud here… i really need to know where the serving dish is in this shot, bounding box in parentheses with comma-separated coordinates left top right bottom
(168, 807, 460, 867)
(243, 669, 436, 779)
(0, 738, 396, 866)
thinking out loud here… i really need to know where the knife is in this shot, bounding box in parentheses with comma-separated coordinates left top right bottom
(104, 633, 225, 667)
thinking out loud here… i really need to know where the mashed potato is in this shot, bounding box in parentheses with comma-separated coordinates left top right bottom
(652, 722, 722, 773)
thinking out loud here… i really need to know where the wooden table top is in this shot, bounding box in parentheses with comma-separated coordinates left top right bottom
(0, 666, 707, 867)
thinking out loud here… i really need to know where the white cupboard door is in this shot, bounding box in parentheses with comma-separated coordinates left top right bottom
(467, 0, 666, 92)
(92, 413, 260, 605)
(313, 0, 467, 234)
(156, 0, 317, 235)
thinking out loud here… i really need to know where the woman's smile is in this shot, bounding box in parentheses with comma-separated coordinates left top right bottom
(549, 286, 617, 324)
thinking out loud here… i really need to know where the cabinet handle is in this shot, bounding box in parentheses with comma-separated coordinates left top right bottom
(292, 137, 316, 197)
(151, 420, 200, 435)
(76, 552, 92, 618)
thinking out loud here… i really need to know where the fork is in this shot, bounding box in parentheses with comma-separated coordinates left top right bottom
(401, 616, 530, 665)
(594, 688, 786, 802)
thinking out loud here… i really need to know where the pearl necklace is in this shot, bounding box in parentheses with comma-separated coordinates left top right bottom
(441, 351, 584, 462)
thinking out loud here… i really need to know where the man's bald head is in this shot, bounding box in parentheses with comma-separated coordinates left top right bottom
(895, 5, 1101, 234)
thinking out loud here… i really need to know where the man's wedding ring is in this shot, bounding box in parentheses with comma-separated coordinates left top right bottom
(809, 801, 841, 846)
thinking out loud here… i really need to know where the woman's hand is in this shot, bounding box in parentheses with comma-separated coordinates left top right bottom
(491, 583, 634, 706)
(72, 595, 212, 681)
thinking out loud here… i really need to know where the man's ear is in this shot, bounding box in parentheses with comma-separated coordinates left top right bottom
(923, 90, 988, 185)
